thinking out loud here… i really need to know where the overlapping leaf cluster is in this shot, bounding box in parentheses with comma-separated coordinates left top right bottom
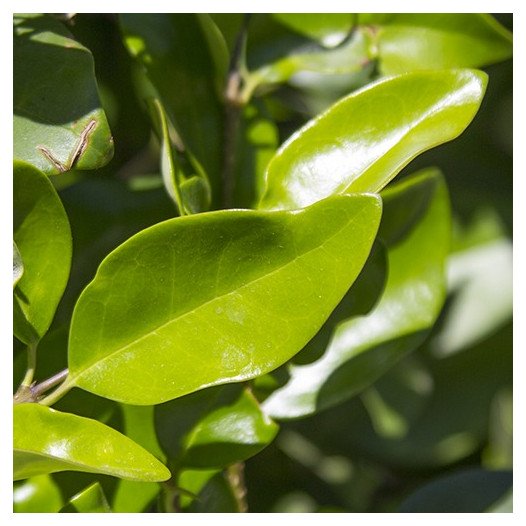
(13, 13, 512, 512)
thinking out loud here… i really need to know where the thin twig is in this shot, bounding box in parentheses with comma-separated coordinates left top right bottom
(226, 462, 248, 512)
(221, 14, 252, 209)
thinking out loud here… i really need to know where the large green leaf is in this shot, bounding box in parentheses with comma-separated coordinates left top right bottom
(263, 169, 450, 419)
(67, 193, 381, 404)
(13, 161, 72, 344)
(13, 475, 63, 513)
(13, 403, 171, 482)
(13, 14, 113, 175)
(259, 69, 486, 211)
(359, 13, 512, 75)
(155, 384, 278, 470)
(120, 14, 225, 204)
(60, 482, 111, 513)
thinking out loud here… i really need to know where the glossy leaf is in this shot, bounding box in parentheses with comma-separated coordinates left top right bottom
(247, 28, 372, 89)
(155, 384, 278, 470)
(13, 14, 113, 175)
(67, 193, 381, 404)
(359, 13, 513, 75)
(13, 475, 63, 513)
(13, 161, 72, 344)
(112, 405, 164, 512)
(259, 69, 486, 211)
(120, 14, 225, 203)
(13, 241, 24, 287)
(398, 468, 512, 512)
(60, 482, 111, 513)
(13, 404, 171, 482)
(264, 169, 450, 419)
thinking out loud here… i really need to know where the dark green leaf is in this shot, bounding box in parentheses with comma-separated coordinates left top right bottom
(259, 70, 486, 210)
(155, 384, 278, 470)
(264, 169, 450, 418)
(399, 469, 512, 512)
(67, 193, 381, 404)
(13, 14, 113, 174)
(13, 475, 63, 513)
(272, 14, 356, 47)
(13, 403, 171, 482)
(120, 14, 225, 204)
(14, 161, 72, 344)
(60, 482, 111, 513)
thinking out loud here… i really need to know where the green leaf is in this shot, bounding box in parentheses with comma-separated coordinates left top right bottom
(398, 468, 512, 512)
(147, 97, 211, 215)
(13, 403, 171, 482)
(272, 14, 356, 47)
(359, 13, 513, 75)
(13, 241, 24, 288)
(247, 27, 372, 89)
(13, 161, 72, 344)
(259, 69, 486, 211)
(112, 405, 164, 512)
(60, 482, 111, 513)
(13, 14, 113, 175)
(232, 104, 279, 208)
(263, 169, 450, 419)
(155, 384, 278, 470)
(67, 193, 381, 404)
(13, 475, 63, 513)
(120, 14, 224, 204)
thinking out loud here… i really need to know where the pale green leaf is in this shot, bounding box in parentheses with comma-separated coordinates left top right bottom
(67, 193, 381, 404)
(263, 169, 450, 419)
(60, 482, 111, 513)
(259, 69, 486, 211)
(13, 14, 113, 174)
(155, 384, 279, 469)
(14, 161, 72, 344)
(359, 13, 513, 75)
(13, 403, 171, 482)
(13, 475, 63, 513)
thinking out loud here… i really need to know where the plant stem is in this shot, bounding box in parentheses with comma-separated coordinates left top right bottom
(37, 370, 73, 406)
(226, 462, 248, 512)
(221, 14, 251, 209)
(20, 342, 37, 389)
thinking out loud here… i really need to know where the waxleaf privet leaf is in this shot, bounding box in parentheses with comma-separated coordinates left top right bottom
(67, 193, 382, 404)
(13, 14, 113, 174)
(13, 403, 171, 482)
(264, 169, 450, 419)
(14, 161, 72, 344)
(259, 69, 486, 211)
